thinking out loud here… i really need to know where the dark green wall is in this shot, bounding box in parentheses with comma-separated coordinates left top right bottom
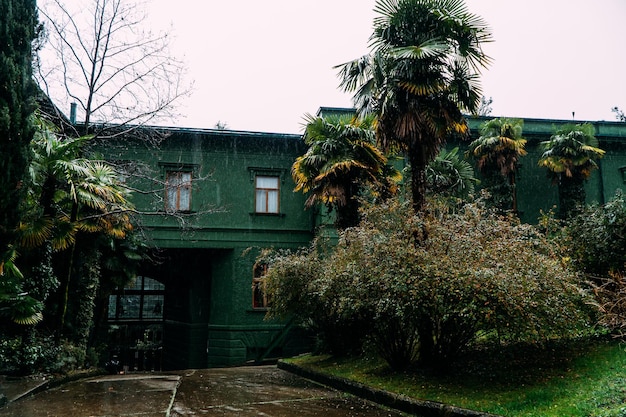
(464, 117, 626, 223)
(94, 129, 315, 369)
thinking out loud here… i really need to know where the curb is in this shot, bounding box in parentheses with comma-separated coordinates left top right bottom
(277, 360, 503, 417)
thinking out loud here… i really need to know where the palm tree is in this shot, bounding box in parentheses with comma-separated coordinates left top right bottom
(336, 0, 492, 212)
(21, 115, 134, 344)
(292, 113, 400, 229)
(426, 147, 478, 199)
(23, 117, 132, 250)
(467, 118, 527, 212)
(538, 123, 605, 219)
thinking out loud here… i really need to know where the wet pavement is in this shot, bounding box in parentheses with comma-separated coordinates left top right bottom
(0, 366, 408, 417)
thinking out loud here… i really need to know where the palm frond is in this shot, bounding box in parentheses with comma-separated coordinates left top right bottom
(391, 39, 449, 60)
(539, 123, 604, 180)
(8, 294, 43, 325)
(17, 217, 55, 249)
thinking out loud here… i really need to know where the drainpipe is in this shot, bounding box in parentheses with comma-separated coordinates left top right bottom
(70, 102, 77, 125)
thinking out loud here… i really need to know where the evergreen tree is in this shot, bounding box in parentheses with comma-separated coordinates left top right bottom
(337, 0, 492, 212)
(0, 0, 38, 258)
(467, 118, 527, 213)
(538, 123, 605, 219)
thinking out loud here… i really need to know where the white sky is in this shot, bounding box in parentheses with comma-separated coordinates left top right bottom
(149, 1, 626, 134)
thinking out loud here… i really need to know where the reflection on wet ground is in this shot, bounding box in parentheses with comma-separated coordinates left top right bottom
(0, 374, 180, 417)
(0, 366, 409, 417)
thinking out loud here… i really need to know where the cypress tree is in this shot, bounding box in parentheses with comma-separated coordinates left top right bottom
(0, 0, 38, 256)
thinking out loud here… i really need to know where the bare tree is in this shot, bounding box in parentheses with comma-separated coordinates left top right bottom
(36, 0, 191, 136)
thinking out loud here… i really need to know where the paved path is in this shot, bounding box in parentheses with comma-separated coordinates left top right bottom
(0, 366, 408, 417)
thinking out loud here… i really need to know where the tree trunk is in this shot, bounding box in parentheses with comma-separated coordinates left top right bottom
(410, 144, 428, 213)
(558, 176, 585, 220)
(417, 319, 436, 368)
(335, 181, 361, 229)
(57, 201, 80, 334)
(72, 242, 101, 349)
(509, 171, 518, 214)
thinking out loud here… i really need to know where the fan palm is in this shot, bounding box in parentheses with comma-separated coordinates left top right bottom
(23, 117, 133, 248)
(538, 123, 605, 218)
(0, 248, 43, 325)
(293, 113, 400, 228)
(20, 115, 134, 335)
(336, 0, 492, 212)
(467, 118, 526, 212)
(426, 147, 477, 199)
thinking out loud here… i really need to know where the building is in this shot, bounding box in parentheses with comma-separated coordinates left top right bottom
(464, 115, 626, 224)
(95, 127, 316, 370)
(95, 111, 626, 370)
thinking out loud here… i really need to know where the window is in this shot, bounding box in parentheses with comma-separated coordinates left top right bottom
(108, 276, 165, 321)
(166, 171, 192, 211)
(252, 262, 269, 309)
(255, 175, 279, 214)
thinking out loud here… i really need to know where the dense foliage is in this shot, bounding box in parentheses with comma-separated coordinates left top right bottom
(0, 116, 140, 374)
(264, 199, 593, 371)
(426, 147, 477, 199)
(0, 0, 38, 255)
(0, 0, 41, 327)
(565, 191, 626, 334)
(566, 190, 626, 277)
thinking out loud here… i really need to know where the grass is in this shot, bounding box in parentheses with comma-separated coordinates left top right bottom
(286, 338, 626, 417)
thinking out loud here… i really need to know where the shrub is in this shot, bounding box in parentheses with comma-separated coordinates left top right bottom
(265, 198, 594, 371)
(566, 190, 626, 277)
(342, 200, 592, 369)
(565, 191, 626, 333)
(263, 246, 371, 355)
(0, 331, 86, 375)
(0, 337, 22, 374)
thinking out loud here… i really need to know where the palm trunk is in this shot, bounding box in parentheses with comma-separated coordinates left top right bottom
(509, 171, 518, 213)
(57, 241, 76, 333)
(410, 145, 428, 213)
(558, 176, 585, 219)
(335, 181, 361, 229)
(57, 200, 79, 333)
(73, 243, 101, 349)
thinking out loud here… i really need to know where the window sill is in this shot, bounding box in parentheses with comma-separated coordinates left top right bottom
(249, 212, 285, 218)
(158, 210, 196, 215)
(247, 308, 270, 313)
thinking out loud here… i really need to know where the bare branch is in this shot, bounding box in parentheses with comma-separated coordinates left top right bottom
(36, 0, 192, 130)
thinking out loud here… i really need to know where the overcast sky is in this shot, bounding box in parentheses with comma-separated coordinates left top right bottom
(149, 1, 626, 134)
